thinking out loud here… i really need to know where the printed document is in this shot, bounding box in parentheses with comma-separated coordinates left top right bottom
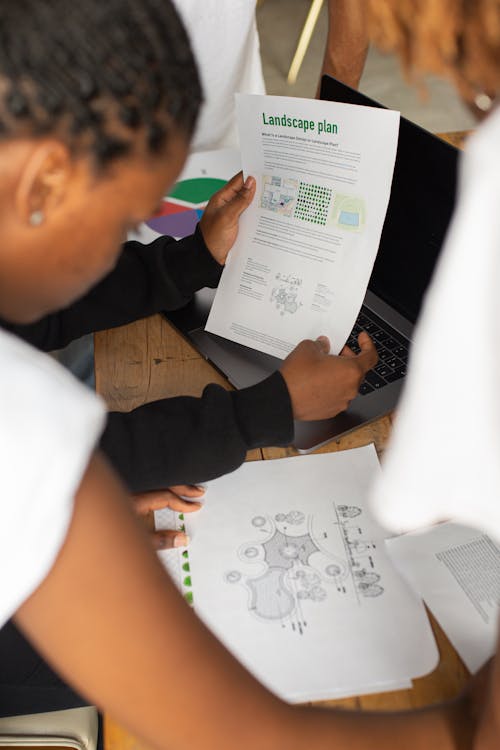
(156, 445, 437, 702)
(386, 523, 500, 673)
(206, 94, 400, 357)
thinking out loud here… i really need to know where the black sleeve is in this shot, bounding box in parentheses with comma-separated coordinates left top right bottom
(2, 225, 222, 351)
(100, 371, 294, 492)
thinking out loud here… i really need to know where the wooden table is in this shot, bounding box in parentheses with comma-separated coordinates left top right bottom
(96, 131, 470, 750)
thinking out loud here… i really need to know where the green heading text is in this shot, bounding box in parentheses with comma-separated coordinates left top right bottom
(262, 112, 338, 135)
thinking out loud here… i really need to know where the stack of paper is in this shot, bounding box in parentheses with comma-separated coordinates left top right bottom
(156, 445, 438, 702)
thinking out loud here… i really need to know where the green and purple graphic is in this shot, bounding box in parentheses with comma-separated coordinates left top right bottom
(147, 177, 226, 238)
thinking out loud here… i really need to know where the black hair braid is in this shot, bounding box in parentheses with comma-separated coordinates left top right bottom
(0, 0, 202, 167)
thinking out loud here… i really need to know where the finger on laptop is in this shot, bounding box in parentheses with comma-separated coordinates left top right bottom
(315, 335, 330, 354)
(355, 332, 378, 372)
(340, 344, 357, 358)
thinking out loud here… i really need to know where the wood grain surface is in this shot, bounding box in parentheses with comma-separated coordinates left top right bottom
(100, 131, 469, 749)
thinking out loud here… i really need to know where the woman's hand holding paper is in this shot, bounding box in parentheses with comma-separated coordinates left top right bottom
(199, 171, 256, 265)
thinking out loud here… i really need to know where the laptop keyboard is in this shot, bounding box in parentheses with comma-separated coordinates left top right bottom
(346, 307, 410, 396)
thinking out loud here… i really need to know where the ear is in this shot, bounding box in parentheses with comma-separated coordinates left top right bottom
(15, 141, 73, 226)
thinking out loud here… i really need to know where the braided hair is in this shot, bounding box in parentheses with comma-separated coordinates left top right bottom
(0, 0, 202, 167)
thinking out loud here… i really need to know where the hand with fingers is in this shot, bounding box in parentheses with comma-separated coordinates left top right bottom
(199, 171, 256, 265)
(132, 484, 205, 551)
(280, 332, 378, 421)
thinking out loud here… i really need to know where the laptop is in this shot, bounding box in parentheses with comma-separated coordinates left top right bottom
(165, 75, 459, 451)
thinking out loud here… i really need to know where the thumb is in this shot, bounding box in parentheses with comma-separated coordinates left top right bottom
(315, 335, 331, 355)
(223, 176, 256, 221)
(356, 332, 378, 372)
(150, 529, 189, 551)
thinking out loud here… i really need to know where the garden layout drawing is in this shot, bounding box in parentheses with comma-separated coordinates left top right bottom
(224, 503, 384, 635)
(159, 447, 439, 702)
(270, 272, 303, 315)
(260, 175, 298, 216)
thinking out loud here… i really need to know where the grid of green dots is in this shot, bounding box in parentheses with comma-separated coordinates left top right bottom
(294, 182, 332, 225)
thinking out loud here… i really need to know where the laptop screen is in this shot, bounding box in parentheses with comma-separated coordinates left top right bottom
(320, 75, 459, 325)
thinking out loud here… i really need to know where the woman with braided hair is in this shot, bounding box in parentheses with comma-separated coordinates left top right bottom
(0, 0, 379, 729)
(0, 0, 498, 748)
(0, 0, 375, 737)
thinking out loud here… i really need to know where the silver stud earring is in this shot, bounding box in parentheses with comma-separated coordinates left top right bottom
(29, 210, 44, 227)
(475, 92, 493, 112)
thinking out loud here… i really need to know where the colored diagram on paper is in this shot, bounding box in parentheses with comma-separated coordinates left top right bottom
(330, 194, 365, 232)
(146, 177, 226, 238)
(260, 175, 299, 217)
(293, 182, 333, 225)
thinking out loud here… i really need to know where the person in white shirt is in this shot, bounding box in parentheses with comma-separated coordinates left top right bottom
(0, 0, 497, 748)
(371, 107, 500, 540)
(171, 0, 265, 151)
(172, 0, 368, 151)
(368, 14, 500, 541)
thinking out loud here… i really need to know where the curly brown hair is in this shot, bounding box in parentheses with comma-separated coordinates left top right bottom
(368, 0, 500, 99)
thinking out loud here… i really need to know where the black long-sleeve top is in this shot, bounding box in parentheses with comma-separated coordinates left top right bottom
(2, 228, 294, 491)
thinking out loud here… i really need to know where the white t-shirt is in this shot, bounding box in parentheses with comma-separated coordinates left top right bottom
(173, 0, 265, 151)
(371, 106, 500, 542)
(0, 328, 105, 627)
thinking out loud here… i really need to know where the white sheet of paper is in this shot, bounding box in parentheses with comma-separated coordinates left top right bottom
(206, 94, 400, 357)
(155, 512, 413, 698)
(157, 445, 437, 702)
(386, 523, 500, 673)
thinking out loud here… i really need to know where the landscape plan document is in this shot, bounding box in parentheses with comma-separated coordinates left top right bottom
(155, 446, 438, 702)
(206, 94, 400, 358)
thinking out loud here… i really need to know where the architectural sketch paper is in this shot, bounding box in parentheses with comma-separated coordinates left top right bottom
(156, 445, 437, 702)
(386, 523, 500, 673)
(206, 94, 400, 357)
(156, 509, 413, 697)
